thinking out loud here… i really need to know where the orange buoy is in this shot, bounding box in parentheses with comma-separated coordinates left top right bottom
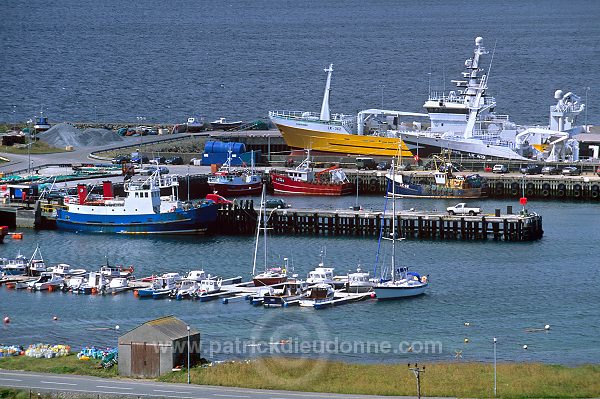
(48, 285, 54, 292)
(11, 233, 23, 240)
(133, 290, 139, 297)
(91, 287, 97, 295)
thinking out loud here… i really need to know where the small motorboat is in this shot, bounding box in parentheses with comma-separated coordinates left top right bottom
(137, 273, 181, 299)
(48, 263, 87, 277)
(344, 266, 373, 293)
(28, 273, 65, 291)
(195, 278, 222, 301)
(27, 246, 47, 276)
(105, 277, 130, 295)
(172, 279, 200, 300)
(2, 253, 28, 276)
(65, 275, 86, 292)
(298, 283, 335, 307)
(99, 265, 134, 279)
(263, 281, 309, 307)
(210, 117, 243, 131)
(76, 272, 109, 295)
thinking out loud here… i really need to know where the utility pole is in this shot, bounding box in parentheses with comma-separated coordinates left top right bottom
(408, 363, 425, 399)
(187, 325, 191, 384)
(494, 337, 497, 397)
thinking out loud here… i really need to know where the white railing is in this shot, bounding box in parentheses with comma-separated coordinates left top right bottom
(269, 110, 354, 124)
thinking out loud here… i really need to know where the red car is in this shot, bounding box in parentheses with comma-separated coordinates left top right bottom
(205, 193, 232, 204)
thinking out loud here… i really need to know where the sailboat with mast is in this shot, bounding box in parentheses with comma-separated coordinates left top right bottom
(252, 185, 288, 286)
(374, 159, 429, 300)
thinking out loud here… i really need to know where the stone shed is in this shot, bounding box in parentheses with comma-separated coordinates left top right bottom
(118, 316, 200, 378)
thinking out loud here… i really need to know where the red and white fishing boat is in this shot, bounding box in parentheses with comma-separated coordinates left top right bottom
(207, 150, 262, 196)
(270, 150, 355, 196)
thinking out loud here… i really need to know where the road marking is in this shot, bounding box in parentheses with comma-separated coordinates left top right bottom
(40, 381, 77, 386)
(0, 378, 22, 382)
(153, 389, 194, 394)
(213, 395, 250, 398)
(96, 385, 133, 390)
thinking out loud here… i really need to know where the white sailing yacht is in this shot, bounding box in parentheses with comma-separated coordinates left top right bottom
(373, 159, 429, 300)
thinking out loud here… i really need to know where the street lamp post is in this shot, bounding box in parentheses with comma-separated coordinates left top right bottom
(585, 87, 590, 131)
(186, 325, 191, 384)
(493, 337, 497, 397)
(379, 84, 385, 109)
(26, 119, 33, 177)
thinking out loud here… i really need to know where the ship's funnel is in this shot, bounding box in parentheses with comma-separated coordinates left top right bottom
(77, 184, 88, 205)
(102, 180, 114, 200)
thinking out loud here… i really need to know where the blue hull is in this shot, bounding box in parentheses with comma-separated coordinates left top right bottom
(56, 204, 217, 234)
(386, 179, 484, 199)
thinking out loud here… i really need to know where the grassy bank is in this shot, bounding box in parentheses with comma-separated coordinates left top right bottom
(1, 141, 65, 155)
(0, 354, 116, 378)
(159, 359, 599, 398)
(1, 356, 599, 398)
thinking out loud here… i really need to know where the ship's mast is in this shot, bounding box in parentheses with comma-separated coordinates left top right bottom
(463, 37, 489, 138)
(320, 64, 334, 121)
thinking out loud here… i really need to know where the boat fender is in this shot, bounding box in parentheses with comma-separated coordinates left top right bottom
(495, 185, 504, 194)
(592, 190, 599, 199)
(542, 190, 550, 197)
(510, 189, 518, 196)
(557, 190, 565, 197)
(511, 182, 520, 190)
(542, 183, 551, 190)
(526, 182, 535, 189)
(526, 189, 534, 197)
(592, 185, 599, 192)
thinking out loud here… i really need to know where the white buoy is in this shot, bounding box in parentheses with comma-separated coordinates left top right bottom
(3, 316, 9, 324)
(464, 338, 469, 344)
(464, 322, 470, 327)
(53, 316, 58, 321)
(544, 324, 550, 330)
(115, 325, 120, 331)
(523, 344, 528, 350)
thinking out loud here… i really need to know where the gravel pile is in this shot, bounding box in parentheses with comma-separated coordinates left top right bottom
(37, 123, 124, 148)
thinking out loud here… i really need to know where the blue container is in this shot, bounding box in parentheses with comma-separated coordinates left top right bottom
(203, 141, 246, 154)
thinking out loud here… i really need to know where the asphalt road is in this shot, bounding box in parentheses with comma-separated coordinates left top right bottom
(0, 370, 429, 398)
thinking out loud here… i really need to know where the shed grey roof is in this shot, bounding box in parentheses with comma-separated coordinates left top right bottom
(574, 133, 600, 143)
(119, 315, 199, 344)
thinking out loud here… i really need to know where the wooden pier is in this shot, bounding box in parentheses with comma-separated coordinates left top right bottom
(216, 203, 543, 242)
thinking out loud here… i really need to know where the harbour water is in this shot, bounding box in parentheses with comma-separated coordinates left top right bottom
(1, 195, 599, 365)
(0, 0, 598, 126)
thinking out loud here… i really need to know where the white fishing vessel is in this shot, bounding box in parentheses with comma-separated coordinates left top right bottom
(373, 160, 429, 300)
(76, 272, 109, 295)
(196, 278, 222, 298)
(172, 279, 200, 300)
(269, 38, 586, 161)
(105, 277, 130, 294)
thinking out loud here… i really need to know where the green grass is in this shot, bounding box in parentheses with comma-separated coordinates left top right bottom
(1, 141, 65, 155)
(0, 354, 116, 378)
(158, 359, 600, 398)
(1, 355, 599, 398)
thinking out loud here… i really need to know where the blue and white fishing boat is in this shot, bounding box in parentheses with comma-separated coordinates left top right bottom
(136, 273, 181, 299)
(56, 171, 218, 234)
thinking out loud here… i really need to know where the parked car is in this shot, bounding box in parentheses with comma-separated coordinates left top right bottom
(561, 166, 581, 176)
(265, 199, 289, 209)
(131, 155, 149, 164)
(205, 193, 233, 204)
(165, 156, 184, 165)
(541, 165, 560, 175)
(519, 164, 543, 175)
(492, 164, 508, 173)
(376, 161, 390, 171)
(150, 156, 166, 164)
(140, 166, 169, 175)
(355, 157, 377, 170)
(111, 155, 130, 164)
(446, 203, 481, 216)
(44, 190, 69, 201)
